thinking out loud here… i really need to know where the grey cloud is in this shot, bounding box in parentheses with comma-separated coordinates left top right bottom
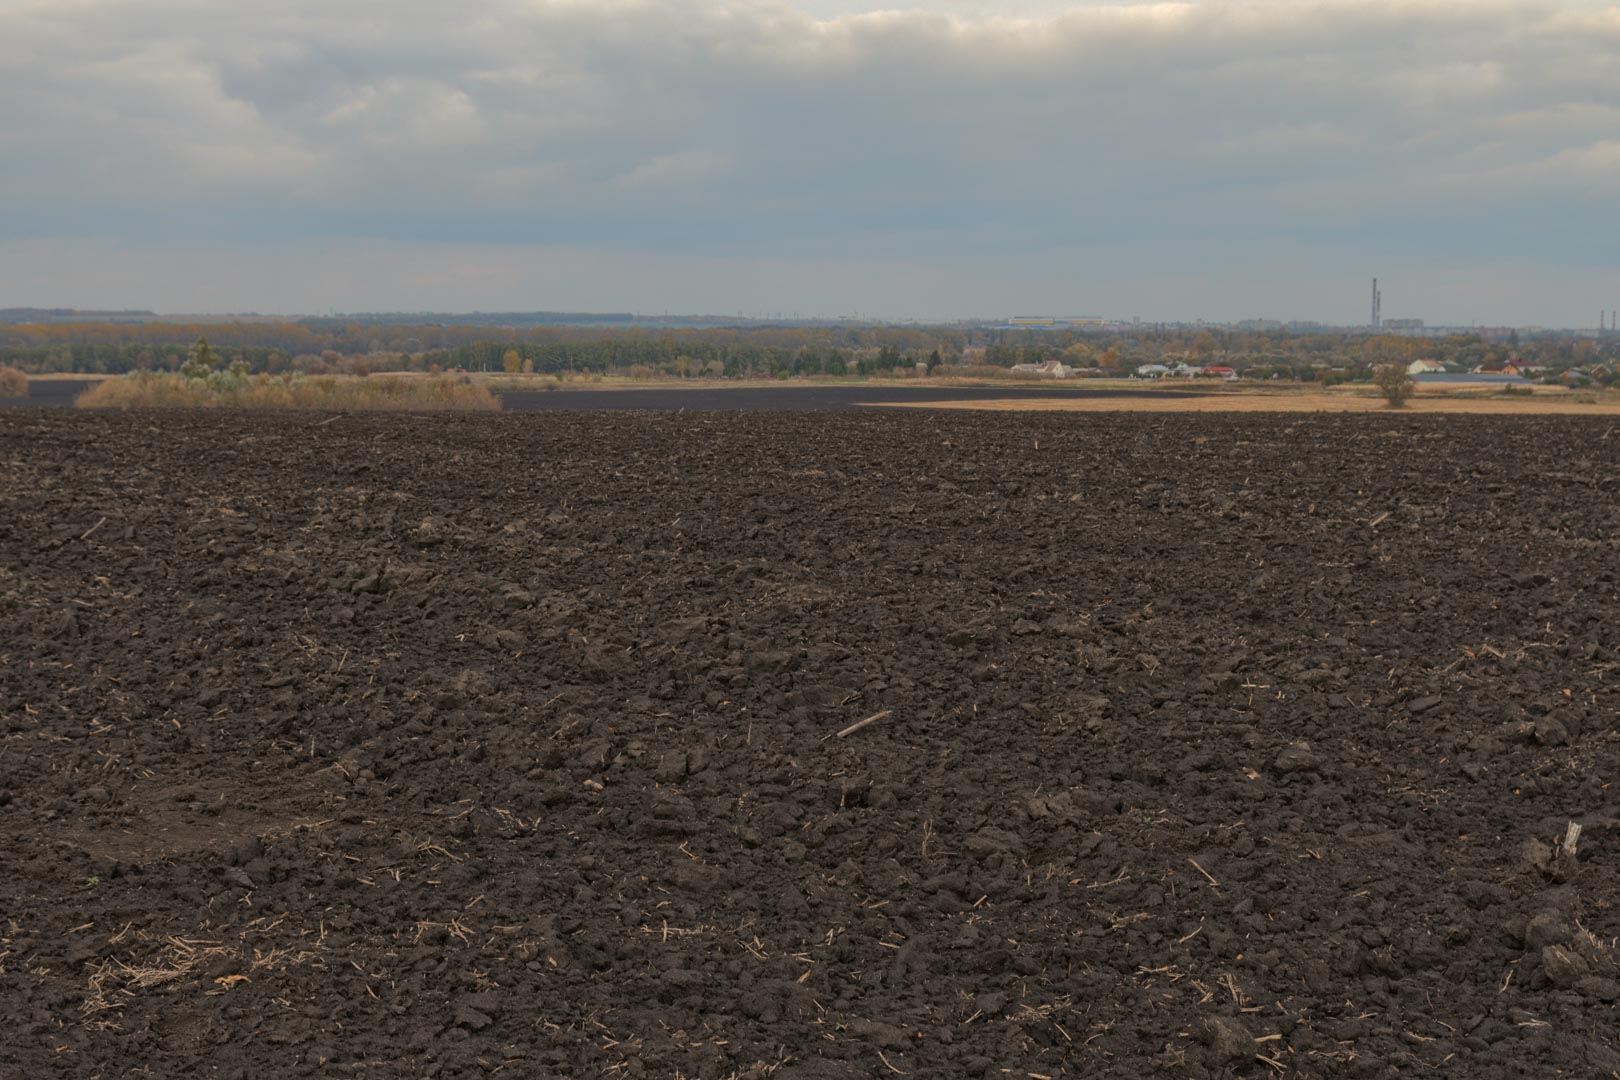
(2, 0, 1618, 321)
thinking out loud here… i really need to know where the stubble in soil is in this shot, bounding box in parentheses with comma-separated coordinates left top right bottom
(2, 409, 1618, 1079)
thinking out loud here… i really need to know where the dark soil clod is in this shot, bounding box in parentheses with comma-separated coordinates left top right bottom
(2, 408, 1617, 1078)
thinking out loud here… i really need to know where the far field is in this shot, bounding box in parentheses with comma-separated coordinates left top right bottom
(14, 372, 1620, 415)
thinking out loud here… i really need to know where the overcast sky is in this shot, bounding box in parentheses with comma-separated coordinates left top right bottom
(2, 0, 1617, 325)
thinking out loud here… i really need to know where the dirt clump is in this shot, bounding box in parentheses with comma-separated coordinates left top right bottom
(1, 408, 1618, 1078)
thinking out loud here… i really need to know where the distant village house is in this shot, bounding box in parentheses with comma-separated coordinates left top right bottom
(1009, 360, 1074, 378)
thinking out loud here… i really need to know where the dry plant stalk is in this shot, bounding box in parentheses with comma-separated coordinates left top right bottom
(834, 709, 892, 739)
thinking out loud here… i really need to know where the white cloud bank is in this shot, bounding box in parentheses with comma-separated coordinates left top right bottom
(1, 0, 1617, 322)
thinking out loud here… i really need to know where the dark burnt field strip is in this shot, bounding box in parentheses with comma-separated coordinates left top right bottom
(2, 409, 1618, 1079)
(496, 384, 1203, 411)
(5, 378, 88, 408)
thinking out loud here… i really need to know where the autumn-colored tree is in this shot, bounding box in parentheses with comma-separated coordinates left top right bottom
(1062, 341, 1094, 366)
(1192, 331, 1219, 357)
(502, 349, 522, 375)
(521, 357, 534, 375)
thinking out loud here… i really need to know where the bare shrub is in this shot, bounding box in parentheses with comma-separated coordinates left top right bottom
(0, 367, 27, 397)
(1373, 363, 1416, 408)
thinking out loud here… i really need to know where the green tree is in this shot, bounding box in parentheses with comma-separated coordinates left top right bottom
(181, 337, 220, 381)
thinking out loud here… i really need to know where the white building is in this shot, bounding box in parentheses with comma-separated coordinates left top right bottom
(1009, 360, 1074, 378)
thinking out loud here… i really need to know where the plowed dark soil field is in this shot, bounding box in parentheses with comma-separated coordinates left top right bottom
(3, 409, 1618, 1079)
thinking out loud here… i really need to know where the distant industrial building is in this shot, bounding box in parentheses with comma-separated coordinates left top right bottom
(1003, 316, 1108, 328)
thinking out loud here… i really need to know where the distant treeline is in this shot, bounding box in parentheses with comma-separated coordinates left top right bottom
(3, 320, 1614, 379)
(0, 308, 159, 324)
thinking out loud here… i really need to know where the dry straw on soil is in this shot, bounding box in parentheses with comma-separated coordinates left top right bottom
(0, 366, 27, 397)
(76, 372, 499, 412)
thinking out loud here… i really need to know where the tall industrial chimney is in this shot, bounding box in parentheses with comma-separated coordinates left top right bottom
(1371, 278, 1382, 330)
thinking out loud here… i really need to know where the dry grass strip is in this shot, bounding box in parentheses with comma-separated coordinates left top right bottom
(77, 373, 498, 412)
